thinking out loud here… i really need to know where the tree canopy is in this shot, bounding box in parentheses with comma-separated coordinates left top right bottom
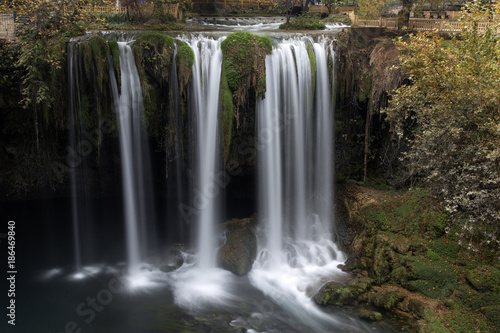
(385, 1, 500, 255)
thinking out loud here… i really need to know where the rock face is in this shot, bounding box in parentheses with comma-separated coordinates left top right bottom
(219, 217, 257, 276)
(321, 183, 500, 332)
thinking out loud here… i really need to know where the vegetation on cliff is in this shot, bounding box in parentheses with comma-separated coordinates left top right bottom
(220, 32, 272, 162)
(385, 2, 500, 257)
(279, 14, 326, 30)
(133, 33, 175, 136)
(325, 184, 500, 332)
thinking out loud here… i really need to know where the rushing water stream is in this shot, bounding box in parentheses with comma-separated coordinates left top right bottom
(0, 24, 398, 333)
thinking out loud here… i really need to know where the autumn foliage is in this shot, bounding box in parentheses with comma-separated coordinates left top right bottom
(385, 1, 500, 256)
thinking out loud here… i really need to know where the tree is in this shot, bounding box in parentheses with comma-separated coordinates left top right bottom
(384, 1, 500, 255)
(356, 0, 386, 19)
(0, 0, 112, 190)
(324, 0, 345, 16)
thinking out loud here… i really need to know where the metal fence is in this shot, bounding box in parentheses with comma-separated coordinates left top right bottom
(356, 17, 494, 34)
(0, 12, 15, 39)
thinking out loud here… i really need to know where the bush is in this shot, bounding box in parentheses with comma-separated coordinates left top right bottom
(279, 15, 326, 30)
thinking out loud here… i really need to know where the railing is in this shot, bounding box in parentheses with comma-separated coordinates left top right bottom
(86, 4, 180, 18)
(0, 12, 15, 39)
(192, 0, 276, 8)
(309, 5, 329, 14)
(82, 6, 127, 15)
(356, 16, 495, 34)
(0, 4, 183, 39)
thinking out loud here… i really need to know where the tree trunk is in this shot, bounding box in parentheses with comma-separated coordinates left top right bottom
(399, 0, 412, 31)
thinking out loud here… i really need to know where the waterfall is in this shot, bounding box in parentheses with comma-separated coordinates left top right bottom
(67, 43, 83, 271)
(251, 38, 346, 326)
(256, 38, 341, 256)
(185, 37, 224, 270)
(257, 53, 284, 267)
(313, 42, 334, 238)
(110, 42, 155, 274)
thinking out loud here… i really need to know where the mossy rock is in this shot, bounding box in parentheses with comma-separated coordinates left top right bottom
(314, 277, 374, 307)
(357, 309, 383, 321)
(220, 31, 272, 120)
(347, 276, 374, 294)
(134, 33, 175, 88)
(481, 305, 500, 331)
(133, 33, 175, 134)
(279, 17, 326, 30)
(83, 36, 110, 93)
(175, 40, 194, 89)
(108, 40, 120, 88)
(220, 66, 234, 162)
(406, 256, 458, 299)
(406, 298, 428, 319)
(314, 282, 355, 306)
(466, 265, 500, 293)
(368, 286, 408, 311)
(456, 284, 500, 311)
(307, 43, 316, 94)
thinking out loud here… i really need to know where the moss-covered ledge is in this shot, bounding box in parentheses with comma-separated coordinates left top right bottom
(133, 33, 175, 136)
(220, 32, 271, 162)
(319, 183, 500, 332)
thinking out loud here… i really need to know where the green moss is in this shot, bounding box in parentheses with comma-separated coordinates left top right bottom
(466, 265, 500, 293)
(307, 42, 316, 96)
(323, 16, 352, 25)
(457, 284, 500, 310)
(406, 256, 458, 299)
(88, 36, 110, 94)
(79, 36, 114, 156)
(220, 67, 234, 162)
(133, 33, 175, 132)
(279, 16, 326, 30)
(430, 238, 460, 260)
(108, 40, 120, 88)
(482, 305, 500, 331)
(82, 43, 93, 81)
(134, 33, 175, 91)
(425, 250, 443, 262)
(361, 189, 449, 238)
(175, 42, 194, 89)
(221, 32, 272, 112)
(440, 309, 490, 333)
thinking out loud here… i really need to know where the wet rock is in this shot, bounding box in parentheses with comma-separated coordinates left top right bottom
(357, 309, 383, 321)
(219, 217, 257, 276)
(314, 277, 374, 307)
(368, 286, 408, 310)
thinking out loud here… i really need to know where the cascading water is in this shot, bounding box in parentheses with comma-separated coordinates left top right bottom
(166, 36, 238, 311)
(313, 42, 335, 237)
(186, 36, 224, 270)
(257, 53, 284, 267)
(24, 32, 386, 333)
(250, 38, 348, 331)
(110, 42, 155, 275)
(67, 43, 83, 271)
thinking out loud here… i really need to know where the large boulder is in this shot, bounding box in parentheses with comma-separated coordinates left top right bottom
(219, 217, 257, 276)
(314, 276, 374, 307)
